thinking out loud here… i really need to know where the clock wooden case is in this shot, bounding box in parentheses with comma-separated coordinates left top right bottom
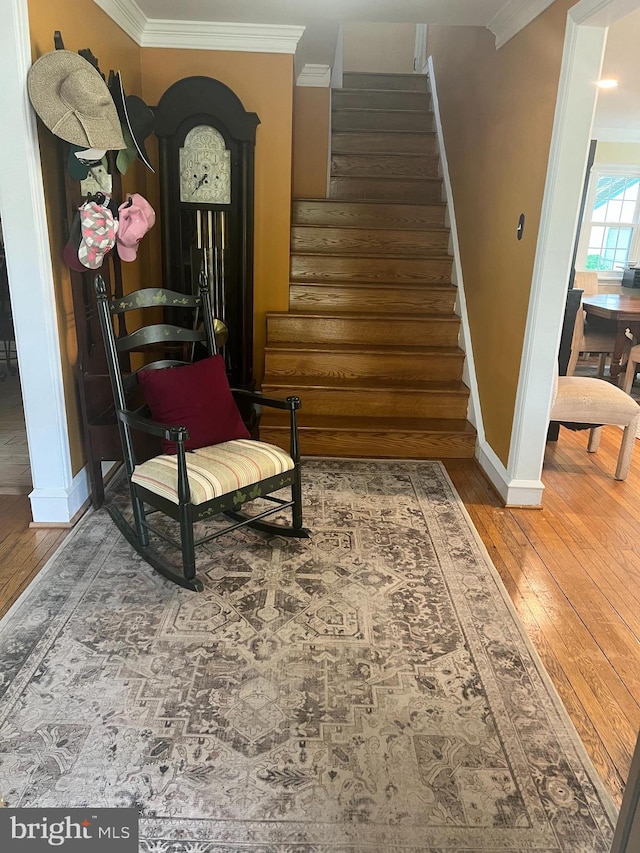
(154, 76, 260, 390)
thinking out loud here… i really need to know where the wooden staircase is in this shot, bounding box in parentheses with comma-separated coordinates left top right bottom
(260, 71, 476, 458)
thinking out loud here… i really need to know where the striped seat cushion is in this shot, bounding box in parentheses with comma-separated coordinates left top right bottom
(131, 439, 295, 505)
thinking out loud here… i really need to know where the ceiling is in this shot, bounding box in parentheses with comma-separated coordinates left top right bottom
(593, 5, 640, 142)
(135, 0, 507, 27)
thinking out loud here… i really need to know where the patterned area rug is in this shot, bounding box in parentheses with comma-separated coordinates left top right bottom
(0, 460, 617, 851)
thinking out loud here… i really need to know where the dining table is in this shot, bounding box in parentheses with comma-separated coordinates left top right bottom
(582, 290, 640, 381)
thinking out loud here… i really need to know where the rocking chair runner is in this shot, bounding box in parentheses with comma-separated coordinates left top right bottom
(94, 274, 309, 592)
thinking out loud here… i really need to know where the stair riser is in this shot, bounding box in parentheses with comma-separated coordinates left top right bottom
(262, 386, 468, 419)
(267, 315, 460, 347)
(264, 350, 464, 382)
(330, 176, 441, 203)
(332, 110, 433, 132)
(291, 226, 449, 256)
(292, 200, 446, 229)
(332, 132, 438, 155)
(291, 254, 452, 284)
(289, 285, 456, 315)
(332, 153, 440, 179)
(260, 426, 475, 459)
(342, 73, 428, 92)
(333, 89, 431, 111)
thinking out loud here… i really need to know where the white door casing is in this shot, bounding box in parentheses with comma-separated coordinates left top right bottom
(0, 0, 89, 523)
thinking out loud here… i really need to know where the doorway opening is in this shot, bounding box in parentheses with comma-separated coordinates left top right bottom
(0, 216, 31, 496)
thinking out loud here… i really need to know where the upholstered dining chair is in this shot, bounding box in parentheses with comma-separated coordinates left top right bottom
(566, 271, 619, 377)
(549, 365, 640, 480)
(622, 344, 640, 395)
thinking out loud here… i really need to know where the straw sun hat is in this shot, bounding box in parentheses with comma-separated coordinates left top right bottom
(27, 50, 126, 150)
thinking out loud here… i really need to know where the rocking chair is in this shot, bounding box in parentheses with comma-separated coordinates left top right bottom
(94, 274, 309, 592)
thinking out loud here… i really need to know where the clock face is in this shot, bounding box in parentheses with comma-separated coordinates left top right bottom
(179, 125, 231, 204)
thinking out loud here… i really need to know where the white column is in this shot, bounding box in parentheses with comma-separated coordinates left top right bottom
(507, 15, 607, 505)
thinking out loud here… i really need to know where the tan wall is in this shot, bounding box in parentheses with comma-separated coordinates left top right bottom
(28, 0, 144, 475)
(343, 23, 416, 73)
(595, 141, 640, 164)
(427, 1, 573, 465)
(140, 49, 294, 385)
(292, 86, 330, 199)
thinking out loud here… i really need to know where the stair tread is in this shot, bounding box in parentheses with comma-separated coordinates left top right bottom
(331, 175, 441, 182)
(291, 282, 452, 291)
(265, 342, 463, 355)
(261, 413, 475, 433)
(337, 86, 429, 94)
(291, 221, 444, 234)
(333, 107, 433, 115)
(331, 172, 442, 181)
(269, 311, 459, 321)
(291, 272, 451, 281)
(342, 72, 425, 77)
(292, 203, 447, 223)
(289, 280, 455, 291)
(263, 377, 468, 393)
(292, 254, 450, 262)
(291, 250, 450, 260)
(289, 312, 456, 322)
(332, 129, 435, 135)
(292, 223, 449, 234)
(295, 198, 446, 207)
(291, 265, 450, 273)
(341, 73, 426, 81)
(332, 151, 438, 159)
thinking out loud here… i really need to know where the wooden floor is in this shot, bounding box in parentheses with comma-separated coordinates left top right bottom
(0, 495, 67, 621)
(0, 372, 32, 495)
(0, 370, 66, 619)
(0, 424, 638, 809)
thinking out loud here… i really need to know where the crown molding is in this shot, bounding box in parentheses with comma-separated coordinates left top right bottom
(92, 0, 305, 53)
(592, 126, 640, 144)
(92, 0, 146, 44)
(570, 0, 612, 23)
(141, 20, 305, 53)
(487, 0, 555, 49)
(570, 0, 640, 26)
(96, 0, 582, 56)
(296, 64, 331, 87)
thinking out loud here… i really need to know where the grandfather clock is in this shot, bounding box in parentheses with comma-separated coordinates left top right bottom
(154, 76, 260, 389)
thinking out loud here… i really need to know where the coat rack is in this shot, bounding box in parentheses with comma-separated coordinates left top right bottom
(54, 33, 137, 507)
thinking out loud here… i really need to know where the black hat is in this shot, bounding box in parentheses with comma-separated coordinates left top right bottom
(109, 71, 155, 172)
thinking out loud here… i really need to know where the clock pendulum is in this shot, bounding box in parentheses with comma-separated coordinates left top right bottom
(154, 76, 260, 391)
(195, 208, 228, 347)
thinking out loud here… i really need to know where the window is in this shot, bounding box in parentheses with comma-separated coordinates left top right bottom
(578, 165, 640, 279)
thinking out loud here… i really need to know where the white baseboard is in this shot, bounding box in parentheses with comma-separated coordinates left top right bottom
(28, 461, 118, 524)
(29, 467, 90, 524)
(477, 439, 545, 507)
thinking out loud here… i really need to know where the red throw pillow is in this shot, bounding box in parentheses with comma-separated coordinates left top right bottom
(138, 354, 250, 454)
